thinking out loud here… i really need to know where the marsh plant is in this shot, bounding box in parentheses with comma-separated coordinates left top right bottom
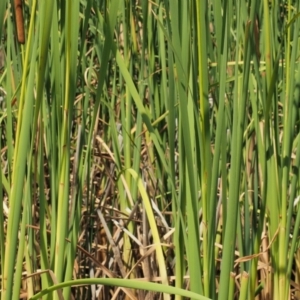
(0, 0, 300, 300)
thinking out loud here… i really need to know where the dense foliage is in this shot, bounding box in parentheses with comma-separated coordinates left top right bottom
(1, 1, 300, 300)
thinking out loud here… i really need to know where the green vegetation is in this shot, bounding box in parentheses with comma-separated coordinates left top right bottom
(1, 0, 300, 299)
